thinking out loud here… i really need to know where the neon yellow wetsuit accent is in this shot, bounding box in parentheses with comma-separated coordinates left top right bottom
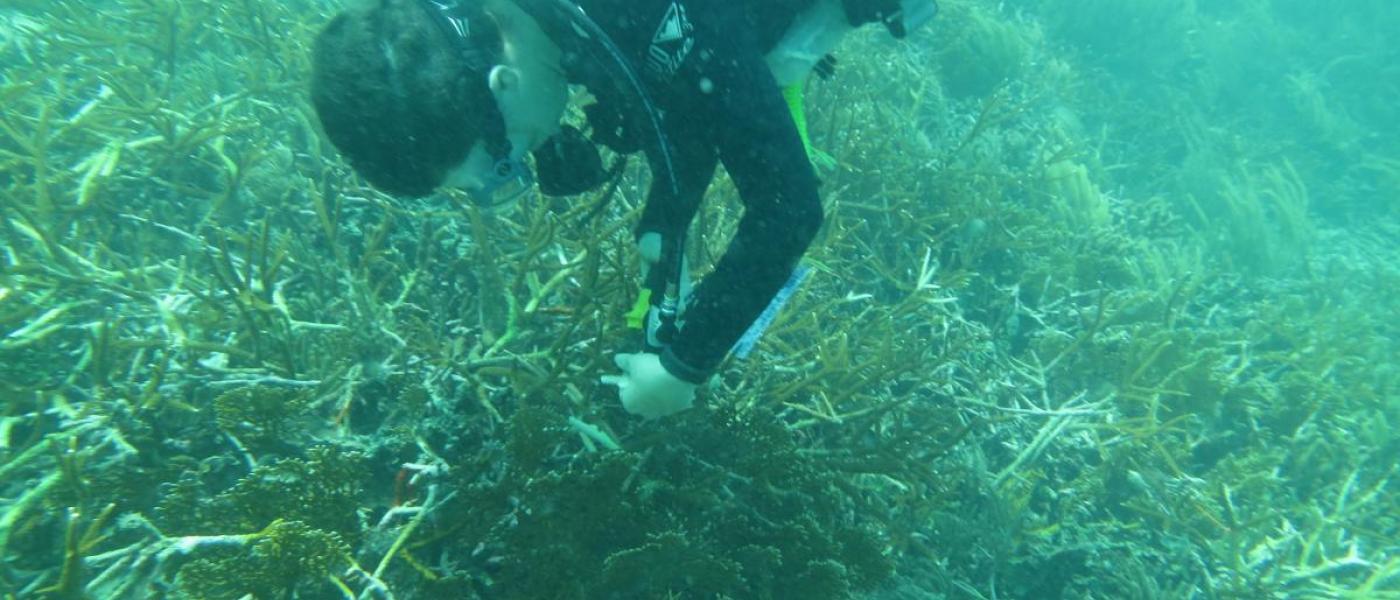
(782, 83, 838, 171)
(625, 289, 653, 330)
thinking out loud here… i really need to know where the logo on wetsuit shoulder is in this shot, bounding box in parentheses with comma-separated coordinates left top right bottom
(647, 3, 694, 77)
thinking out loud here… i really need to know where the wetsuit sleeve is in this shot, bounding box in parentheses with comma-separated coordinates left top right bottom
(648, 29, 824, 383)
(637, 126, 719, 246)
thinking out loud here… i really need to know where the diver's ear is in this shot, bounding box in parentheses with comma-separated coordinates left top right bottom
(488, 65, 520, 95)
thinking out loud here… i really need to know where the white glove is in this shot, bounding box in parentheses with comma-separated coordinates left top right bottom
(600, 353, 696, 419)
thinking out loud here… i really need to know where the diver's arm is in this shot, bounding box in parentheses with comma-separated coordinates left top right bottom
(636, 129, 719, 247)
(659, 44, 823, 383)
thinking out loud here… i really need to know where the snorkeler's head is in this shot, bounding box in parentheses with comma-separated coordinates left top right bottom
(310, 0, 504, 198)
(314, 0, 574, 207)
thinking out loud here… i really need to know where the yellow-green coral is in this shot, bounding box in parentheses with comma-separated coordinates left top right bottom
(933, 3, 1034, 99)
(175, 520, 350, 600)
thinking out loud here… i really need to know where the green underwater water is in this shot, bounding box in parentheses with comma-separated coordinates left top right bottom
(0, 0, 1396, 598)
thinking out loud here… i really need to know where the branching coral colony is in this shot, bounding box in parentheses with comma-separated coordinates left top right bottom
(2, 0, 1398, 599)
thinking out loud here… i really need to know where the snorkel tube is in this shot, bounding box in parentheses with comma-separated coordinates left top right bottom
(509, 0, 688, 351)
(511, 0, 679, 198)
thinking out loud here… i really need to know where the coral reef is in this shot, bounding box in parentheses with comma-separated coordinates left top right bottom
(1, 0, 1397, 599)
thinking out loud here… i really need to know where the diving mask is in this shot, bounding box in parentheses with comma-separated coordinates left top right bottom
(533, 125, 607, 197)
(442, 142, 537, 209)
(473, 154, 536, 208)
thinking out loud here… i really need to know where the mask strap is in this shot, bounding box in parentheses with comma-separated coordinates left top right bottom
(417, 0, 528, 204)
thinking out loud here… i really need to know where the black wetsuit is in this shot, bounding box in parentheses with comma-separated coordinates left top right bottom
(562, 0, 826, 383)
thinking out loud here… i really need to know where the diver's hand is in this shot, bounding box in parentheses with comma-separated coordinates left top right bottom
(600, 353, 695, 419)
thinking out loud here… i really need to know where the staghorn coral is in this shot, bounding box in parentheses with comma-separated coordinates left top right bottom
(1, 0, 1398, 599)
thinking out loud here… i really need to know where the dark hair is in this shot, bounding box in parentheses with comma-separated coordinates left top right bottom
(310, 0, 495, 197)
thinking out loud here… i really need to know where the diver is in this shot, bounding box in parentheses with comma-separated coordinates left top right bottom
(309, 0, 937, 419)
